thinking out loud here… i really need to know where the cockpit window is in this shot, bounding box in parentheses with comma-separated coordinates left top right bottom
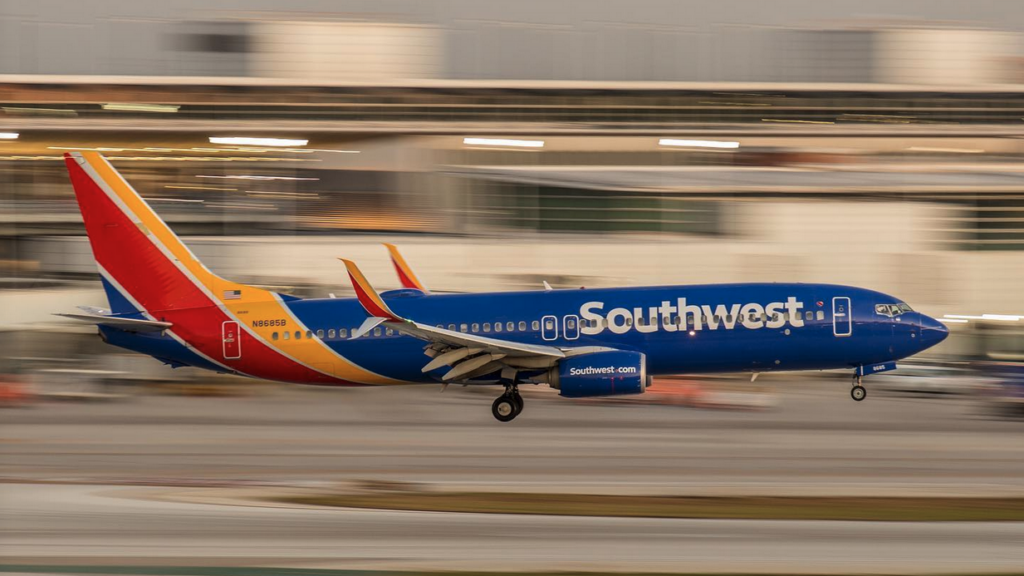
(876, 302, 913, 317)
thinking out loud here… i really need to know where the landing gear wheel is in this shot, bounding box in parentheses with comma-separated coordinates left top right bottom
(512, 392, 524, 415)
(851, 385, 867, 402)
(492, 395, 518, 422)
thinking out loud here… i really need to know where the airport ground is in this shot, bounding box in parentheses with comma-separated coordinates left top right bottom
(3, 379, 1024, 573)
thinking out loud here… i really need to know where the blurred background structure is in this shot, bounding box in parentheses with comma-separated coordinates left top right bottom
(4, 0, 1024, 392)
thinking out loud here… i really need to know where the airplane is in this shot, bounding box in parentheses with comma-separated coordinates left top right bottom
(58, 151, 950, 422)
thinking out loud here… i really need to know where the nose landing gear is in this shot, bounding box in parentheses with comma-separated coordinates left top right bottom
(850, 375, 867, 402)
(491, 384, 524, 422)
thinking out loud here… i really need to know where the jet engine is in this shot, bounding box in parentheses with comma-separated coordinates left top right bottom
(546, 350, 649, 398)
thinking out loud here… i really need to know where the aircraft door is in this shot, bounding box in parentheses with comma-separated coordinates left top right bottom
(563, 314, 580, 340)
(541, 315, 558, 341)
(222, 321, 241, 359)
(832, 297, 852, 337)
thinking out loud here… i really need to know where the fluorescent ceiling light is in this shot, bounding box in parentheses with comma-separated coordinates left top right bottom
(196, 175, 319, 181)
(210, 137, 308, 147)
(945, 314, 1021, 322)
(103, 103, 180, 113)
(659, 139, 739, 149)
(463, 137, 544, 148)
(0, 132, 19, 140)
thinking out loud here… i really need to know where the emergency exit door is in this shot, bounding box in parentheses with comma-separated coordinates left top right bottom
(222, 321, 241, 359)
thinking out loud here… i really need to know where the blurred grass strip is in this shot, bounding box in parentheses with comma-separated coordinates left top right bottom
(281, 493, 1024, 522)
(3, 569, 1023, 576)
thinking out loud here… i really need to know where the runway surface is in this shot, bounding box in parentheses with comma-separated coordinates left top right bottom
(3, 381, 1024, 572)
(4, 482, 1024, 573)
(3, 382, 1024, 495)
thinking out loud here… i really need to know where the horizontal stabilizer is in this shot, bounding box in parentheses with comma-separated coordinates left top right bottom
(56, 313, 172, 333)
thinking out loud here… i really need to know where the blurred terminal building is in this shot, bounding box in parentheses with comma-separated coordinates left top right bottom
(3, 0, 1024, 371)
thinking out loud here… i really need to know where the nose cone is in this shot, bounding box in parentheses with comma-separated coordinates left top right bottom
(918, 314, 950, 349)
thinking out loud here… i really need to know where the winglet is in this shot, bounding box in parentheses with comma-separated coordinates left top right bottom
(340, 259, 403, 322)
(384, 243, 428, 292)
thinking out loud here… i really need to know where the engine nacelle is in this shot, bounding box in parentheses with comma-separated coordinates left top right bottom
(548, 350, 649, 398)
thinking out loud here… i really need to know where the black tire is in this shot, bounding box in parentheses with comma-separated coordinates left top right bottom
(512, 392, 524, 415)
(492, 396, 518, 422)
(851, 385, 867, 402)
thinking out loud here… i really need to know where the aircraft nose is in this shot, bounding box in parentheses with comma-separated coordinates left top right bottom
(918, 314, 950, 349)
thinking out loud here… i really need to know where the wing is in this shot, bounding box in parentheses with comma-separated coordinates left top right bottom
(340, 258, 567, 382)
(384, 243, 429, 293)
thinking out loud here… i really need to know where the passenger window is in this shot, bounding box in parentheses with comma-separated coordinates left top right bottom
(295, 331, 302, 340)
(771, 314, 779, 322)
(460, 323, 468, 333)
(507, 322, 515, 331)
(386, 328, 394, 336)
(725, 314, 733, 323)
(625, 317, 633, 327)
(373, 327, 382, 336)
(339, 328, 348, 338)
(283, 331, 290, 340)
(805, 311, 813, 321)
(272, 332, 279, 341)
(317, 329, 324, 339)
(305, 331, 312, 340)
(816, 311, 824, 321)
(448, 324, 456, 331)
(674, 316, 682, 326)
(749, 312, 758, 322)
(545, 319, 554, 330)
(567, 319, 576, 329)
(494, 322, 503, 333)
(713, 315, 721, 323)
(688, 317, 695, 326)
(472, 323, 479, 332)
(483, 323, 491, 332)
(328, 329, 336, 339)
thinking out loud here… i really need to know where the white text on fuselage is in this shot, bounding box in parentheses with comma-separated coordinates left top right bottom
(580, 297, 805, 335)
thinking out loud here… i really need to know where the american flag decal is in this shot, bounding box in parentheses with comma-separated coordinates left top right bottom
(223, 289, 242, 300)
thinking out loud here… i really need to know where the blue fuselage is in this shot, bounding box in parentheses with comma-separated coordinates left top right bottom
(105, 282, 949, 384)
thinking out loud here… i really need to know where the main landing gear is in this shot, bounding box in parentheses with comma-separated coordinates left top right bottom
(850, 375, 867, 402)
(492, 385, 524, 422)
